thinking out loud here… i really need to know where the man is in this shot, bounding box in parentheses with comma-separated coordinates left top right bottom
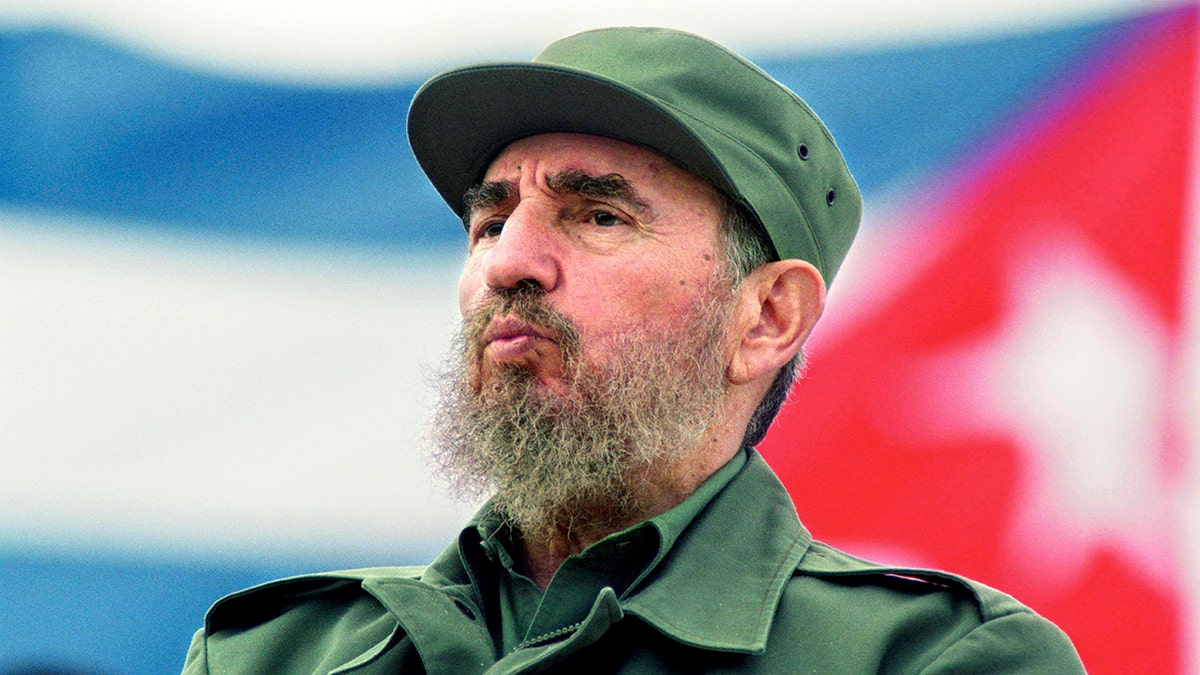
(183, 27, 1085, 673)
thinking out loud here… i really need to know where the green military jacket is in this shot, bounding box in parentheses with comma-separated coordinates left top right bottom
(182, 450, 1085, 674)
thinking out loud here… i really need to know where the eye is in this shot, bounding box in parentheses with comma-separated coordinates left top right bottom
(589, 210, 624, 227)
(479, 220, 505, 238)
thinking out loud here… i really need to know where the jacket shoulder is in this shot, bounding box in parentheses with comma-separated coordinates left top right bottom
(796, 541, 1029, 621)
(205, 566, 426, 632)
(183, 567, 426, 675)
(778, 541, 1085, 673)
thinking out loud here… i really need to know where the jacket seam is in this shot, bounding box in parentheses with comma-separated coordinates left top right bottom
(517, 621, 585, 649)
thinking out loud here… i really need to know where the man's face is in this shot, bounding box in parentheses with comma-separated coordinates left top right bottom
(457, 133, 729, 394)
(435, 133, 737, 537)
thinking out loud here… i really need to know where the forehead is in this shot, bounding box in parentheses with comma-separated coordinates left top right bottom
(483, 133, 720, 204)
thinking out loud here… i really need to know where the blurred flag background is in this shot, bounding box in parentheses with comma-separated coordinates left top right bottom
(1, 1, 1195, 673)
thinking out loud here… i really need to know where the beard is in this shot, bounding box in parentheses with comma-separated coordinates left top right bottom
(428, 281, 735, 543)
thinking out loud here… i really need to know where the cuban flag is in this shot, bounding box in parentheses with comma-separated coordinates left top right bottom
(761, 6, 1196, 673)
(1, 2, 1195, 673)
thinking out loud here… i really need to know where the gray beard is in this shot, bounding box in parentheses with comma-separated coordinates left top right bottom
(428, 283, 734, 543)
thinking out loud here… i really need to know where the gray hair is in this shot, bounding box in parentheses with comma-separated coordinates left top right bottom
(717, 199, 803, 448)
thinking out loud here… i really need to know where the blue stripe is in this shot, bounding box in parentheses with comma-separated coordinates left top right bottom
(0, 546, 427, 674)
(758, 15, 1129, 196)
(0, 12, 1137, 248)
(0, 548, 285, 673)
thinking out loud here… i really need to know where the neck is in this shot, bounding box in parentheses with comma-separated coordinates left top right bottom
(517, 523, 623, 591)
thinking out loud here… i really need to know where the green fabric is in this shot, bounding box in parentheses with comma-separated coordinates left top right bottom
(472, 450, 746, 654)
(480, 521, 654, 654)
(182, 450, 1086, 674)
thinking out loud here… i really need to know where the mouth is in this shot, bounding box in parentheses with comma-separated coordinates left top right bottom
(468, 309, 575, 394)
(481, 315, 555, 358)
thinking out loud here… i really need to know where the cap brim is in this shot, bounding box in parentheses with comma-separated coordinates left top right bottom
(407, 63, 736, 220)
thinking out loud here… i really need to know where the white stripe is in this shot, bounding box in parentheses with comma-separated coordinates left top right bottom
(0, 0, 1181, 83)
(0, 211, 478, 563)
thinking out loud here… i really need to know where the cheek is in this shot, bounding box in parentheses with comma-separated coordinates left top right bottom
(634, 262, 720, 310)
(457, 259, 483, 316)
(575, 276, 696, 341)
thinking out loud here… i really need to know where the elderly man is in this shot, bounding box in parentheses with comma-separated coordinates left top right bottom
(182, 27, 1085, 673)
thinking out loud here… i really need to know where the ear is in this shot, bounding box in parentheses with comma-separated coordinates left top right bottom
(726, 260, 826, 386)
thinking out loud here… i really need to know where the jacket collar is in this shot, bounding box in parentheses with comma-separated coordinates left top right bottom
(619, 449, 811, 653)
(423, 448, 812, 656)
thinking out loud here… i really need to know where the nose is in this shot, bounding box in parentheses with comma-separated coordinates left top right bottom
(480, 201, 560, 292)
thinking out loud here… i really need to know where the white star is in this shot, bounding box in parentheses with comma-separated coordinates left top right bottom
(916, 231, 1177, 587)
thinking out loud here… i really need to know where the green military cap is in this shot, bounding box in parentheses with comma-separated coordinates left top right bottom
(407, 26, 862, 285)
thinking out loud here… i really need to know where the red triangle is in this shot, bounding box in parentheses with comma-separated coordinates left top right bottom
(762, 7, 1195, 673)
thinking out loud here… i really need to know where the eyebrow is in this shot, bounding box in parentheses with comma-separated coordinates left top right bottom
(461, 169, 649, 228)
(461, 180, 514, 228)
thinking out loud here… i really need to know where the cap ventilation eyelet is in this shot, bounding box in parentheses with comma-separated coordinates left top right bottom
(826, 188, 836, 205)
(797, 144, 809, 160)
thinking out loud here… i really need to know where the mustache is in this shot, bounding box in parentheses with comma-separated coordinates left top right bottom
(463, 284, 582, 360)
